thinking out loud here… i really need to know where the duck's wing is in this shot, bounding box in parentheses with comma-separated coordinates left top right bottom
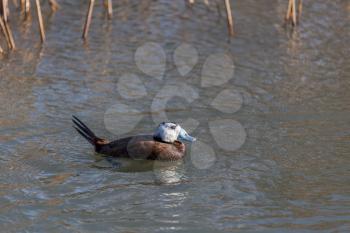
(98, 135, 157, 159)
(101, 136, 185, 160)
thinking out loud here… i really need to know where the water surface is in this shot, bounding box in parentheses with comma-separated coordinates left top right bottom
(0, 0, 350, 232)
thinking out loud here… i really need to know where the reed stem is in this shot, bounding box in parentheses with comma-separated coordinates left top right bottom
(224, 0, 234, 36)
(20, 0, 24, 12)
(35, 0, 45, 42)
(49, 0, 59, 11)
(0, 16, 15, 49)
(291, 0, 296, 25)
(286, 0, 301, 26)
(25, 0, 30, 18)
(297, 0, 302, 23)
(5, 18, 15, 49)
(82, 0, 95, 39)
(285, 0, 292, 21)
(107, 0, 112, 19)
(1, 0, 8, 22)
(0, 17, 9, 48)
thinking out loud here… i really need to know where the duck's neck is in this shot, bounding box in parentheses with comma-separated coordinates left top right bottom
(153, 135, 172, 144)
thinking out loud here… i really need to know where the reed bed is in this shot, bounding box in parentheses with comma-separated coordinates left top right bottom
(0, 0, 302, 54)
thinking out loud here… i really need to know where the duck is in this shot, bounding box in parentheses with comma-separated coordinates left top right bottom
(72, 115, 196, 160)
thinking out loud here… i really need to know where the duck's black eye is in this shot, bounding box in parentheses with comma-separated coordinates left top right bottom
(170, 125, 176, 130)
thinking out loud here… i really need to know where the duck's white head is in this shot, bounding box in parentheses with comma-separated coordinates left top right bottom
(154, 122, 196, 143)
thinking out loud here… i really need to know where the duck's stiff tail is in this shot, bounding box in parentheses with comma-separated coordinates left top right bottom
(72, 115, 107, 151)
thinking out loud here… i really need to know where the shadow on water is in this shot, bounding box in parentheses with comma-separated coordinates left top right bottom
(93, 155, 188, 186)
(93, 156, 182, 174)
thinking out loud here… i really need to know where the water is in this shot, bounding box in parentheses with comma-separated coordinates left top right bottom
(1, 0, 350, 232)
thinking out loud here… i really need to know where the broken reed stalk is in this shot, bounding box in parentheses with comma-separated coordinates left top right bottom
(0, 16, 3, 53)
(25, 0, 30, 17)
(82, 0, 95, 39)
(291, 0, 296, 25)
(1, 0, 8, 22)
(297, 0, 302, 23)
(4, 18, 15, 48)
(285, 0, 292, 21)
(35, 0, 45, 42)
(0, 17, 10, 46)
(224, 0, 234, 36)
(0, 0, 15, 50)
(49, 0, 59, 11)
(285, 0, 302, 26)
(0, 19, 3, 52)
(0, 16, 15, 49)
(20, 0, 24, 11)
(106, 0, 112, 19)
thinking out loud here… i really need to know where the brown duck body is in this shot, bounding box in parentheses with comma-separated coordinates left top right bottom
(72, 116, 186, 160)
(96, 135, 185, 160)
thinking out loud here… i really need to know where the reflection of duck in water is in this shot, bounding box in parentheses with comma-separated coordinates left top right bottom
(72, 116, 196, 160)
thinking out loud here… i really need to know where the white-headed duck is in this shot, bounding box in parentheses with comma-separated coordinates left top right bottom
(72, 116, 196, 160)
